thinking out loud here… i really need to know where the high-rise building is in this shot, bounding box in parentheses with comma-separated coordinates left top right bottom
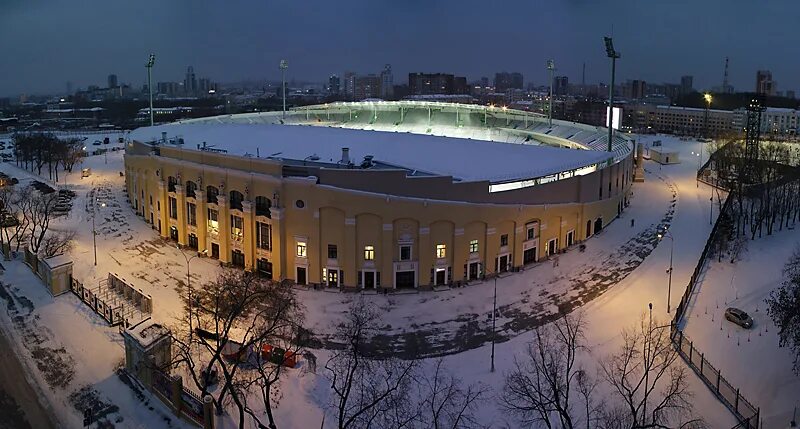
(624, 80, 647, 100)
(328, 75, 340, 95)
(787, 90, 796, 100)
(354, 75, 381, 100)
(756, 70, 775, 96)
(343, 71, 356, 100)
(480, 77, 489, 88)
(408, 73, 468, 95)
(380, 64, 394, 99)
(680, 75, 693, 95)
(107, 74, 118, 88)
(184, 66, 197, 95)
(494, 72, 524, 92)
(554, 76, 569, 96)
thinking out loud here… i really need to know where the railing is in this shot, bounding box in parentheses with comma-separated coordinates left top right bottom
(669, 194, 760, 428)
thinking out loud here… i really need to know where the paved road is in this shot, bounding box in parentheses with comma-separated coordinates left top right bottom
(0, 326, 55, 429)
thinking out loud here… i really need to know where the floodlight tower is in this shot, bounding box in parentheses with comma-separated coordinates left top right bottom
(279, 59, 288, 118)
(604, 37, 620, 152)
(146, 54, 156, 127)
(547, 59, 555, 127)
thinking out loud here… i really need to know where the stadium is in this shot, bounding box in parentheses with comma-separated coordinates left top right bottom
(124, 101, 634, 289)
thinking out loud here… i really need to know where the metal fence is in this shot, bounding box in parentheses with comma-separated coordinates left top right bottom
(669, 192, 760, 429)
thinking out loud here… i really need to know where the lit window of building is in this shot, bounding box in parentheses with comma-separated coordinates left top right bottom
(469, 239, 478, 253)
(364, 245, 375, 260)
(296, 241, 307, 257)
(207, 209, 219, 234)
(436, 244, 446, 258)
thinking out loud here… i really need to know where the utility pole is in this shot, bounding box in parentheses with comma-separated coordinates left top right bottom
(280, 59, 288, 118)
(604, 37, 620, 152)
(146, 54, 155, 127)
(547, 60, 555, 127)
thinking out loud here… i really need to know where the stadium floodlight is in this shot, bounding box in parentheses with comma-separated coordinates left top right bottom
(547, 59, 555, 127)
(603, 37, 620, 152)
(146, 53, 156, 127)
(280, 59, 288, 118)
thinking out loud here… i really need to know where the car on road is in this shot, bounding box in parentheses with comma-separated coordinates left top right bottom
(724, 307, 753, 329)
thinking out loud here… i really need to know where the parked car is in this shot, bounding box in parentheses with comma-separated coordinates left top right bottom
(724, 307, 753, 329)
(92, 140, 101, 146)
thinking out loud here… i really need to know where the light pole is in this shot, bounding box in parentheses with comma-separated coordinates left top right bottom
(491, 272, 498, 372)
(644, 302, 653, 424)
(657, 229, 674, 313)
(146, 54, 156, 127)
(547, 60, 555, 128)
(703, 93, 712, 139)
(177, 245, 207, 344)
(604, 37, 621, 152)
(279, 59, 288, 118)
(92, 200, 106, 266)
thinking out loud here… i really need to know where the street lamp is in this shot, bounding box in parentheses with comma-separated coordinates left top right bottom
(547, 59, 555, 128)
(279, 59, 288, 118)
(92, 200, 106, 266)
(657, 229, 674, 313)
(177, 245, 208, 345)
(146, 54, 156, 127)
(604, 37, 621, 152)
(703, 92, 713, 139)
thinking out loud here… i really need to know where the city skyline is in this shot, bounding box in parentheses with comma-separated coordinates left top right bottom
(2, 0, 800, 97)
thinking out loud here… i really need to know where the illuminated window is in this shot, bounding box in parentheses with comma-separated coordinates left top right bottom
(231, 215, 243, 241)
(296, 241, 307, 258)
(207, 209, 219, 235)
(469, 239, 478, 254)
(436, 244, 446, 259)
(364, 245, 374, 260)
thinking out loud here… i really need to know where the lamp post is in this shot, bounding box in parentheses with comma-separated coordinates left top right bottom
(491, 271, 498, 373)
(146, 54, 156, 127)
(657, 229, 674, 313)
(644, 302, 653, 424)
(92, 200, 106, 266)
(279, 59, 288, 118)
(547, 60, 555, 128)
(178, 246, 208, 345)
(703, 93, 712, 139)
(604, 37, 621, 152)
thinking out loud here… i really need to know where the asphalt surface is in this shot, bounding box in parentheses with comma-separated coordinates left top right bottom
(0, 326, 55, 429)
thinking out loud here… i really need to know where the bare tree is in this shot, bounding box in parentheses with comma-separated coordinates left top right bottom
(170, 270, 304, 428)
(416, 358, 489, 429)
(1, 185, 29, 252)
(325, 297, 418, 429)
(20, 187, 59, 255)
(39, 230, 75, 258)
(766, 245, 800, 374)
(500, 312, 589, 429)
(600, 316, 704, 429)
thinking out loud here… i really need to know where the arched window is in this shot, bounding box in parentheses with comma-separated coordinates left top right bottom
(167, 176, 177, 193)
(255, 196, 271, 218)
(185, 181, 197, 199)
(206, 186, 219, 204)
(229, 190, 244, 211)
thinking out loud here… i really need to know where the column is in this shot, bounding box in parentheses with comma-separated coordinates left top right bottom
(270, 208, 284, 280)
(157, 181, 168, 238)
(381, 222, 393, 290)
(196, 192, 208, 254)
(217, 195, 230, 263)
(242, 201, 254, 270)
(344, 217, 356, 288)
(418, 225, 430, 288)
(174, 184, 187, 246)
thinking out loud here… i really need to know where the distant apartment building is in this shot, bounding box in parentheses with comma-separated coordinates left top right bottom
(623, 80, 647, 100)
(680, 75, 693, 95)
(756, 70, 775, 96)
(354, 75, 381, 100)
(328, 75, 340, 95)
(184, 66, 197, 95)
(554, 76, 569, 96)
(733, 107, 799, 137)
(494, 72, 523, 92)
(408, 73, 468, 95)
(108, 74, 118, 88)
(626, 104, 735, 136)
(380, 64, 394, 99)
(157, 82, 182, 97)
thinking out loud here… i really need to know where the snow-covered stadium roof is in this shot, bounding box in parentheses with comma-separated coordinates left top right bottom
(130, 101, 631, 184)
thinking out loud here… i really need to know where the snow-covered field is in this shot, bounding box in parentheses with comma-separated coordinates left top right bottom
(0, 132, 773, 428)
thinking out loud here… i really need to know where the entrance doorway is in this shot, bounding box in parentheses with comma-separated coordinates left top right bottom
(211, 243, 220, 259)
(395, 271, 415, 289)
(188, 234, 198, 250)
(547, 238, 558, 256)
(468, 262, 480, 280)
(586, 220, 592, 238)
(498, 254, 509, 272)
(231, 250, 245, 268)
(434, 268, 447, 285)
(594, 218, 603, 233)
(326, 269, 339, 288)
(169, 226, 178, 241)
(296, 267, 307, 285)
(523, 247, 537, 264)
(363, 271, 375, 288)
(567, 230, 575, 247)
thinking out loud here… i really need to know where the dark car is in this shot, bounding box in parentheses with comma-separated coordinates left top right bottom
(724, 307, 753, 329)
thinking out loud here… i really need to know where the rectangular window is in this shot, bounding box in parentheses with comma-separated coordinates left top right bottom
(526, 224, 536, 240)
(400, 245, 412, 261)
(328, 244, 338, 259)
(296, 241, 307, 258)
(364, 245, 374, 260)
(168, 197, 177, 219)
(231, 215, 243, 241)
(469, 239, 478, 254)
(187, 202, 197, 226)
(207, 209, 219, 235)
(436, 244, 446, 259)
(500, 234, 509, 247)
(256, 222, 271, 250)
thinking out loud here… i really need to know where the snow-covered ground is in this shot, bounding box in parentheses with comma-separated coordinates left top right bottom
(0, 133, 760, 428)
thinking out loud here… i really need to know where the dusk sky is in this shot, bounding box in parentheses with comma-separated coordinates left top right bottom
(2, 0, 799, 97)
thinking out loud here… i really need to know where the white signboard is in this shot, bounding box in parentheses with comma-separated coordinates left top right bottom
(606, 106, 622, 130)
